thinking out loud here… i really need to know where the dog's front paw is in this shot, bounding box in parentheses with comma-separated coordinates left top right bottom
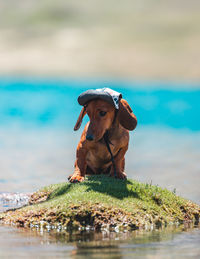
(68, 173, 85, 183)
(118, 171, 127, 180)
(110, 168, 127, 180)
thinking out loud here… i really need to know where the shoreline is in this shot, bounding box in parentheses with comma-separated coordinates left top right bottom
(1, 176, 199, 232)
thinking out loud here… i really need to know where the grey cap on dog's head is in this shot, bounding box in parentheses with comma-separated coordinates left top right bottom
(78, 88, 122, 109)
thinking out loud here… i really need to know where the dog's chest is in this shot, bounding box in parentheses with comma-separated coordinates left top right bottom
(86, 140, 119, 165)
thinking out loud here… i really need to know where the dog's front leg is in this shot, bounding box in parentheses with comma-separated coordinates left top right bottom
(110, 145, 128, 179)
(69, 143, 87, 183)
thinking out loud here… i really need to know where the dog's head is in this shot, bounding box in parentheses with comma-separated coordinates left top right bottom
(74, 98, 137, 142)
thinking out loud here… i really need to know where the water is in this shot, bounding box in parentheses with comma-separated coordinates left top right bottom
(0, 225, 199, 258)
(0, 192, 31, 212)
(0, 77, 200, 258)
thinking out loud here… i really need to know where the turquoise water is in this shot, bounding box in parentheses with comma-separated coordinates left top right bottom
(0, 77, 200, 258)
(0, 77, 200, 130)
(0, 78, 200, 202)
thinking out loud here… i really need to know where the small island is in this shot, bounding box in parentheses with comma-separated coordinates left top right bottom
(0, 176, 199, 231)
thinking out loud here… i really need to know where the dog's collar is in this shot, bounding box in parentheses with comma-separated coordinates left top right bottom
(102, 109, 119, 178)
(103, 130, 117, 178)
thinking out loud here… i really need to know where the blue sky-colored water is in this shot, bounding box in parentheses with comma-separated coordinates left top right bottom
(0, 77, 200, 131)
(0, 78, 200, 203)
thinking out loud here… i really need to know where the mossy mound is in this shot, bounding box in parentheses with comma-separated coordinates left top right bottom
(0, 176, 199, 231)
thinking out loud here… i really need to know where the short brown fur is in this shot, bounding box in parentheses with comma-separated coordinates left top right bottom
(68, 98, 137, 182)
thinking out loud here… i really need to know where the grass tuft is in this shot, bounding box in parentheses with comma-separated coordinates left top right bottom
(0, 175, 199, 231)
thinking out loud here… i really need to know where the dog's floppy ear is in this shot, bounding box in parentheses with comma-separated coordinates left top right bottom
(118, 99, 137, 131)
(74, 106, 87, 131)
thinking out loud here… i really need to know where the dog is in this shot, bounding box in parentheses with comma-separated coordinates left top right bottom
(68, 88, 137, 183)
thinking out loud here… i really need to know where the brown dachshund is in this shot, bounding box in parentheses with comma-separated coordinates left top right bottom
(68, 97, 137, 183)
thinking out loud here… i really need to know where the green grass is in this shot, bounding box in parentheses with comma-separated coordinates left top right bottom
(1, 175, 199, 231)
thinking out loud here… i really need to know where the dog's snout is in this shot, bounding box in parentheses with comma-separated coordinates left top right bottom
(86, 135, 94, 141)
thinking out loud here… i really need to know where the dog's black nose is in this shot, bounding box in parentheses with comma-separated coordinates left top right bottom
(86, 135, 94, 141)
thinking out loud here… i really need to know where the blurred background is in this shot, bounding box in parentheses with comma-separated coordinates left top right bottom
(0, 0, 199, 203)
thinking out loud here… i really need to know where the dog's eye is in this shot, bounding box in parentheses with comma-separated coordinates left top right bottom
(99, 111, 107, 117)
